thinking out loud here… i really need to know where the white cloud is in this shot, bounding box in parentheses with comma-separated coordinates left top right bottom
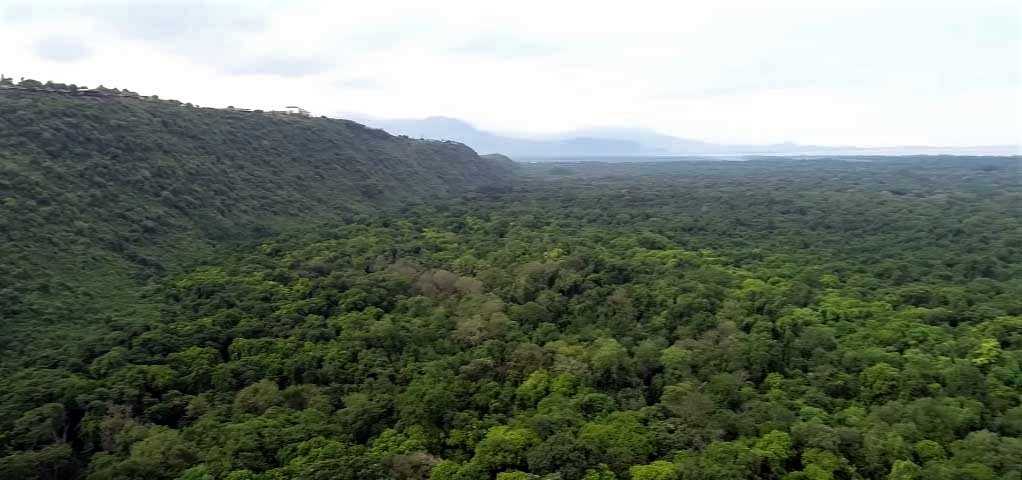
(1, 0, 1019, 146)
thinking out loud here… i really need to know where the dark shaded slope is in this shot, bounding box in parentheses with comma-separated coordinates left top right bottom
(0, 89, 514, 342)
(0, 90, 511, 222)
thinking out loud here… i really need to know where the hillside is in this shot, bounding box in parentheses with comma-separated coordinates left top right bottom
(0, 86, 514, 349)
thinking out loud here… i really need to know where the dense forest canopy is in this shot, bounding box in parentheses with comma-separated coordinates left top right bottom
(1, 87, 1020, 480)
(0, 84, 513, 360)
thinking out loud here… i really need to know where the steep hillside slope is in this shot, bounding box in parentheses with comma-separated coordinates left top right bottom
(0, 88, 514, 343)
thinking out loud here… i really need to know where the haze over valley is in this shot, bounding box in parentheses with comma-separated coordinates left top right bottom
(353, 115, 1022, 158)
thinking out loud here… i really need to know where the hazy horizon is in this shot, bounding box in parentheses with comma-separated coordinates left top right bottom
(2, 0, 1020, 148)
(347, 113, 1022, 152)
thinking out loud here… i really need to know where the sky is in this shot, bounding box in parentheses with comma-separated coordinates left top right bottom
(2, 0, 1020, 147)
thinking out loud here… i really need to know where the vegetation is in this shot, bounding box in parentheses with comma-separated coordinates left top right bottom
(0, 84, 513, 360)
(1, 87, 1020, 479)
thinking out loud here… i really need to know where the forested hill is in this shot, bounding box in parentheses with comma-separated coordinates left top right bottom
(0, 87, 514, 211)
(0, 86, 514, 342)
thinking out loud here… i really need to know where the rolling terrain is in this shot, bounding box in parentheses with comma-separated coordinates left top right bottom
(0, 82, 1019, 480)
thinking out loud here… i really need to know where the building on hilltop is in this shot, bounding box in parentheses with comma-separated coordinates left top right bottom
(285, 106, 310, 117)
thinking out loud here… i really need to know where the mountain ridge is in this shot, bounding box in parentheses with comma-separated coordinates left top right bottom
(352, 114, 1021, 158)
(0, 86, 515, 334)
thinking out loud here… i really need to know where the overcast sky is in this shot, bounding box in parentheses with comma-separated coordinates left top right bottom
(2, 0, 1020, 147)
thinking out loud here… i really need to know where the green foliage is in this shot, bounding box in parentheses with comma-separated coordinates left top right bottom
(629, 460, 679, 480)
(579, 412, 654, 474)
(0, 96, 1018, 480)
(754, 430, 793, 473)
(232, 380, 281, 415)
(0, 87, 514, 369)
(473, 426, 540, 472)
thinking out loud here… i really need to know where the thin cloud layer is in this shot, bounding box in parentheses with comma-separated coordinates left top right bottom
(1, 0, 1019, 147)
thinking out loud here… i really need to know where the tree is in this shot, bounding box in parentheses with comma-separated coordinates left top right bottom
(754, 430, 792, 474)
(526, 432, 589, 479)
(11, 403, 67, 448)
(473, 426, 540, 472)
(859, 363, 901, 402)
(271, 437, 385, 480)
(887, 460, 922, 480)
(659, 383, 714, 428)
(578, 412, 653, 474)
(0, 443, 77, 480)
(629, 460, 679, 480)
(233, 380, 281, 415)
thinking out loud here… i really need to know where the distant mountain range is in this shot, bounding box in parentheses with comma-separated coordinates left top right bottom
(350, 115, 1021, 158)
